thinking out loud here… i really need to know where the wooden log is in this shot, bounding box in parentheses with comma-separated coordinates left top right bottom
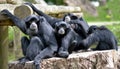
(0, 14, 14, 25)
(14, 4, 82, 19)
(8, 50, 118, 69)
(0, 26, 8, 69)
(14, 5, 34, 19)
(0, 4, 19, 13)
(0, 4, 81, 18)
(0, 0, 7, 3)
(6, 0, 24, 4)
(0, 4, 82, 26)
(0, 4, 19, 26)
(0, 20, 14, 26)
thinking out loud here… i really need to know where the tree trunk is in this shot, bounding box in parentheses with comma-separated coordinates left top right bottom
(8, 50, 118, 69)
(13, 26, 23, 59)
(0, 26, 8, 69)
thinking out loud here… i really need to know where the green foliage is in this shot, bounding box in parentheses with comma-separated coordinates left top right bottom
(84, 0, 120, 21)
(24, 0, 35, 3)
(8, 26, 14, 41)
(106, 24, 120, 46)
(8, 53, 15, 61)
(45, 0, 64, 5)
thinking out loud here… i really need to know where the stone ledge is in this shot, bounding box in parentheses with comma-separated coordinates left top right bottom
(8, 50, 118, 69)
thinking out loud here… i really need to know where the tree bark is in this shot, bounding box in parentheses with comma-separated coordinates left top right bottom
(8, 50, 118, 69)
(14, 4, 82, 19)
(0, 4, 82, 26)
(0, 26, 8, 69)
(13, 26, 23, 59)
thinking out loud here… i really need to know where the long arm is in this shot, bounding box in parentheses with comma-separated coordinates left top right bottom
(1, 9, 27, 34)
(69, 19, 89, 37)
(80, 32, 100, 49)
(25, 3, 62, 27)
(79, 17, 89, 33)
(70, 20, 89, 33)
(58, 31, 74, 58)
(25, 3, 52, 22)
(33, 17, 58, 69)
(40, 16, 58, 52)
(34, 47, 55, 69)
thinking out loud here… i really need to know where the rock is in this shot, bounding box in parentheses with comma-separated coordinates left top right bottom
(8, 50, 118, 69)
(64, 0, 98, 17)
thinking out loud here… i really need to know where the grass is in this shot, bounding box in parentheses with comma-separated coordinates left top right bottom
(83, 0, 120, 45)
(106, 24, 120, 46)
(84, 0, 120, 21)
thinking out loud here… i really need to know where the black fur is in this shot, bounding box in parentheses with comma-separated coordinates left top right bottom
(25, 2, 89, 36)
(79, 25, 118, 50)
(63, 13, 89, 39)
(25, 3, 62, 28)
(54, 21, 82, 58)
(1, 10, 58, 69)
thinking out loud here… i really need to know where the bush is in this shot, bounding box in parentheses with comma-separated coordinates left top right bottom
(106, 24, 120, 46)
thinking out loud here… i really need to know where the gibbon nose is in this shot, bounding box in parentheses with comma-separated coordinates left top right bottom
(58, 28, 65, 35)
(30, 22, 37, 30)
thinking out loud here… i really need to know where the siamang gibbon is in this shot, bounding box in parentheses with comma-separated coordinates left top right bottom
(25, 3, 89, 34)
(25, 2, 62, 28)
(25, 2, 89, 39)
(78, 25, 118, 50)
(1, 9, 58, 69)
(25, 3, 90, 51)
(54, 21, 82, 58)
(63, 13, 89, 39)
